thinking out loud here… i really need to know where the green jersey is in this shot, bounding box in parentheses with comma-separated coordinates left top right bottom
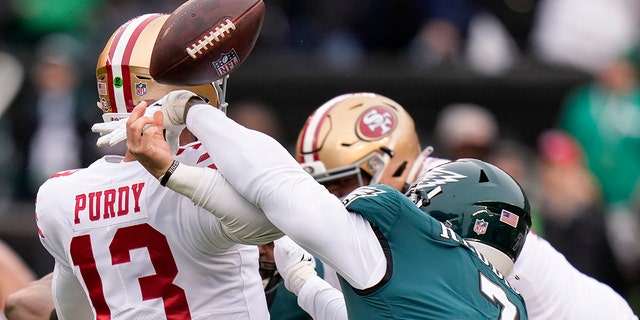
(339, 184, 528, 319)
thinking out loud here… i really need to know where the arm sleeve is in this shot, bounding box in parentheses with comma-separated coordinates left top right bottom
(51, 262, 93, 320)
(510, 232, 639, 320)
(166, 164, 284, 245)
(184, 104, 386, 289)
(297, 276, 348, 320)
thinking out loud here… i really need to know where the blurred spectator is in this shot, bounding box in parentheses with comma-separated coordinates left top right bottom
(359, 0, 476, 66)
(535, 130, 627, 295)
(9, 33, 100, 200)
(464, 11, 520, 75)
(411, 17, 463, 66)
(258, 0, 478, 69)
(0, 51, 22, 205)
(0, 51, 23, 118)
(261, 0, 542, 73)
(0, 51, 51, 286)
(433, 102, 498, 160)
(531, 0, 640, 74)
(473, 0, 539, 52)
(557, 44, 640, 280)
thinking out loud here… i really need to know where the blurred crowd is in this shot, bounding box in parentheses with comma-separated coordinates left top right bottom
(0, 0, 640, 314)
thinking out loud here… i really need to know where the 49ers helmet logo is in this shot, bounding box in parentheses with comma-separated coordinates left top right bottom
(357, 106, 397, 141)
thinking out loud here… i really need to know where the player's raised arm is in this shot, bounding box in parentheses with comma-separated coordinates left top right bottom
(128, 98, 284, 244)
(127, 92, 387, 290)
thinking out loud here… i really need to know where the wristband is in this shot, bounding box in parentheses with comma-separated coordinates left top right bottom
(159, 160, 180, 186)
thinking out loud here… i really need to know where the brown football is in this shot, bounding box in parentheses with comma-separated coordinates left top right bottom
(150, 0, 265, 86)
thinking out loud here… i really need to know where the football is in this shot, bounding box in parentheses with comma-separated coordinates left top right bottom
(150, 0, 265, 86)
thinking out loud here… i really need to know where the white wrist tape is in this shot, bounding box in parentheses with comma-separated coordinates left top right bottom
(284, 260, 317, 296)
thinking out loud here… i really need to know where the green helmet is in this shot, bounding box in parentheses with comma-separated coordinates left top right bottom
(407, 158, 531, 262)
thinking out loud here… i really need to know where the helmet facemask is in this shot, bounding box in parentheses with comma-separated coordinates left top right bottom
(305, 151, 388, 186)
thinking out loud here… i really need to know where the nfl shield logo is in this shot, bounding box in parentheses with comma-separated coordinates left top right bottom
(135, 82, 147, 96)
(473, 219, 488, 235)
(213, 49, 240, 76)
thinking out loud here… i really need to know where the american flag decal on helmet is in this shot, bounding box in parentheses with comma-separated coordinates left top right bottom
(500, 209, 519, 228)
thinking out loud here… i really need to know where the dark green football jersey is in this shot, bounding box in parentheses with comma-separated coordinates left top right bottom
(339, 184, 528, 319)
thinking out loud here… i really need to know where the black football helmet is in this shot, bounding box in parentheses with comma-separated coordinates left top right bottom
(407, 158, 531, 262)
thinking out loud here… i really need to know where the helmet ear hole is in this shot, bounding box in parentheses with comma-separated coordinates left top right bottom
(380, 146, 395, 157)
(479, 169, 489, 183)
(392, 161, 408, 178)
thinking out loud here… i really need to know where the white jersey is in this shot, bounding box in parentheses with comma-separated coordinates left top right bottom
(36, 143, 269, 320)
(510, 232, 638, 320)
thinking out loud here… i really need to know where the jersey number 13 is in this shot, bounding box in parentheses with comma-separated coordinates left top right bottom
(70, 223, 191, 320)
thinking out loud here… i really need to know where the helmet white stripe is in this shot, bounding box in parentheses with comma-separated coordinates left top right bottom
(108, 14, 159, 113)
(299, 96, 340, 164)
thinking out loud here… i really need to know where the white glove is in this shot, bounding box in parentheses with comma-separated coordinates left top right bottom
(92, 117, 128, 148)
(91, 90, 205, 151)
(274, 236, 317, 296)
(91, 104, 161, 147)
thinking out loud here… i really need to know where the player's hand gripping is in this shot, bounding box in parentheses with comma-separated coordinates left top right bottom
(126, 101, 174, 179)
(274, 236, 317, 296)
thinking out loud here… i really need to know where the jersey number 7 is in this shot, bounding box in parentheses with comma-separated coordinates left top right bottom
(480, 273, 520, 319)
